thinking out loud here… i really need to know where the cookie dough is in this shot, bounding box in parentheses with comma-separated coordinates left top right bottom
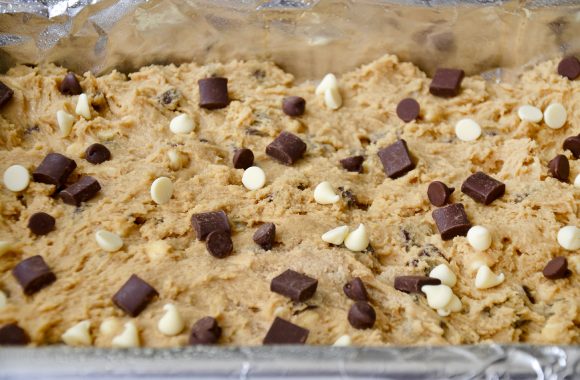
(0, 54, 578, 346)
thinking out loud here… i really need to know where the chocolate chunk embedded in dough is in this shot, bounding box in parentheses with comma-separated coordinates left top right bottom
(377, 139, 415, 179)
(563, 135, 580, 159)
(0, 81, 14, 108)
(112, 274, 158, 317)
(396, 98, 420, 122)
(429, 68, 464, 97)
(557, 56, 580, 80)
(205, 230, 233, 259)
(340, 155, 364, 173)
(270, 269, 318, 302)
(343, 277, 369, 302)
(347, 302, 376, 330)
(0, 324, 30, 346)
(282, 96, 306, 116)
(427, 181, 455, 207)
(33, 153, 77, 188)
(12, 255, 56, 295)
(232, 148, 254, 169)
(198, 77, 229, 109)
(60, 176, 101, 206)
(432, 203, 471, 240)
(263, 317, 309, 345)
(253, 223, 276, 250)
(548, 154, 569, 182)
(461, 171, 505, 205)
(394, 276, 441, 294)
(27, 212, 55, 235)
(542, 257, 571, 280)
(189, 317, 222, 345)
(59, 73, 83, 96)
(85, 143, 111, 164)
(266, 131, 307, 165)
(191, 211, 231, 241)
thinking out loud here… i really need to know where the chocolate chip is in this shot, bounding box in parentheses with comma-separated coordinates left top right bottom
(557, 56, 580, 80)
(429, 68, 464, 97)
(27, 212, 55, 235)
(263, 317, 309, 345)
(85, 143, 111, 164)
(343, 277, 368, 301)
(548, 154, 569, 182)
(33, 153, 77, 188)
(427, 181, 455, 207)
(205, 230, 233, 259)
(60, 176, 101, 206)
(377, 139, 415, 179)
(461, 171, 505, 205)
(159, 88, 181, 109)
(563, 136, 580, 158)
(432, 203, 471, 240)
(253, 223, 276, 250)
(189, 317, 222, 345)
(12, 255, 56, 295)
(59, 73, 82, 96)
(542, 257, 571, 280)
(396, 98, 420, 122)
(394, 275, 441, 293)
(0, 324, 30, 346)
(270, 269, 318, 302)
(112, 274, 158, 317)
(347, 302, 376, 330)
(0, 81, 14, 108)
(282, 96, 306, 116)
(191, 210, 231, 241)
(232, 148, 254, 169)
(340, 155, 364, 173)
(266, 131, 307, 165)
(198, 77, 229, 109)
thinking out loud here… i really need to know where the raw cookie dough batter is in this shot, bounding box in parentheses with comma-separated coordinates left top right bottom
(0, 54, 578, 346)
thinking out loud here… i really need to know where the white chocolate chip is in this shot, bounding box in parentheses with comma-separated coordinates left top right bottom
(167, 150, 184, 170)
(61, 320, 92, 346)
(321, 225, 349, 245)
(95, 230, 123, 252)
(0, 241, 12, 256)
(455, 118, 481, 142)
(242, 166, 266, 190)
(75, 93, 91, 119)
(315, 73, 338, 95)
(3, 165, 30, 192)
(575, 174, 580, 188)
(517, 105, 543, 123)
(111, 321, 140, 348)
(145, 240, 172, 262)
(56, 110, 75, 137)
(543, 103, 567, 129)
(313, 181, 340, 205)
(157, 304, 185, 336)
(169, 114, 194, 134)
(344, 224, 370, 252)
(467, 225, 492, 251)
(475, 265, 505, 289)
(437, 294, 462, 316)
(421, 284, 453, 309)
(0, 290, 6, 308)
(429, 264, 457, 287)
(557, 226, 580, 251)
(99, 318, 120, 336)
(324, 87, 342, 110)
(150, 177, 174, 205)
(333, 335, 352, 346)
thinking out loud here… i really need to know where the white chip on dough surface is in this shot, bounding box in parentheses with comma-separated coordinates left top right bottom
(57, 110, 75, 137)
(75, 93, 91, 119)
(3, 165, 30, 192)
(557, 225, 580, 251)
(151, 177, 174, 204)
(157, 304, 185, 336)
(455, 118, 482, 141)
(321, 225, 349, 245)
(467, 225, 492, 251)
(421, 284, 453, 309)
(333, 335, 352, 346)
(242, 166, 266, 190)
(344, 224, 370, 252)
(517, 105, 543, 123)
(61, 320, 92, 346)
(543, 103, 567, 129)
(169, 114, 194, 134)
(429, 264, 457, 287)
(475, 265, 505, 289)
(111, 321, 140, 348)
(167, 150, 184, 170)
(95, 230, 123, 252)
(315, 73, 338, 95)
(324, 87, 342, 110)
(313, 181, 340, 205)
(437, 294, 462, 316)
(99, 318, 120, 336)
(575, 174, 580, 188)
(0, 290, 6, 308)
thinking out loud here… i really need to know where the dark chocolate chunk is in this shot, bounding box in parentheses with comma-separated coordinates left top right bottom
(0, 324, 30, 346)
(60, 176, 101, 206)
(266, 131, 307, 165)
(198, 77, 229, 109)
(12, 255, 56, 295)
(59, 73, 82, 96)
(432, 203, 471, 240)
(0, 81, 14, 108)
(112, 274, 158, 317)
(85, 143, 111, 164)
(33, 153, 77, 188)
(189, 317, 222, 345)
(394, 275, 441, 294)
(270, 269, 318, 302)
(191, 210, 231, 241)
(205, 230, 233, 259)
(557, 56, 580, 80)
(542, 257, 571, 280)
(563, 136, 580, 158)
(340, 155, 364, 173)
(232, 148, 254, 169)
(27, 212, 55, 235)
(253, 223, 276, 250)
(347, 302, 376, 330)
(377, 139, 415, 179)
(343, 277, 368, 302)
(263, 317, 309, 345)
(461, 171, 505, 205)
(427, 181, 455, 207)
(548, 154, 569, 182)
(282, 96, 306, 117)
(396, 98, 420, 122)
(429, 68, 464, 97)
